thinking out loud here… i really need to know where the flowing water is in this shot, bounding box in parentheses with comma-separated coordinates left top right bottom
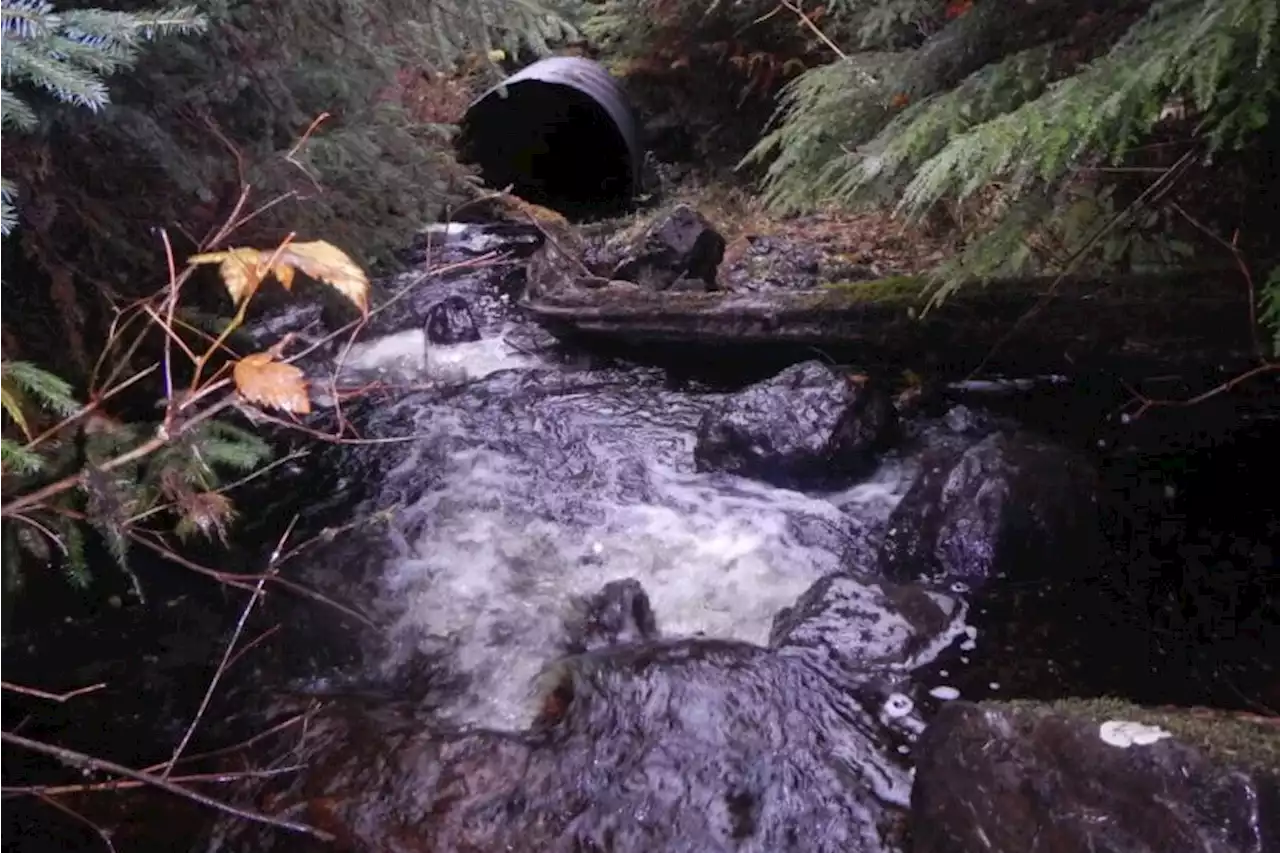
(328, 299, 921, 730)
(7, 222, 1275, 853)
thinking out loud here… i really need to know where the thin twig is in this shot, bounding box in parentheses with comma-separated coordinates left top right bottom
(163, 516, 299, 779)
(0, 732, 333, 842)
(968, 149, 1197, 378)
(1169, 202, 1264, 361)
(33, 792, 117, 853)
(2, 681, 107, 703)
(22, 366, 158, 452)
(1, 398, 237, 518)
(126, 449, 309, 526)
(1121, 362, 1278, 420)
(127, 531, 378, 629)
(5, 765, 303, 798)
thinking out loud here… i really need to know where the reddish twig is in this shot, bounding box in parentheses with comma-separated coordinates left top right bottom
(5, 764, 303, 798)
(1169, 202, 1264, 361)
(2, 681, 107, 703)
(127, 531, 378, 629)
(32, 792, 117, 853)
(162, 516, 299, 779)
(0, 732, 333, 842)
(1120, 362, 1279, 420)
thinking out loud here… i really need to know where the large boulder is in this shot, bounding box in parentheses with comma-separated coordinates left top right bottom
(910, 699, 1280, 853)
(876, 431, 1104, 586)
(218, 640, 914, 853)
(694, 361, 898, 489)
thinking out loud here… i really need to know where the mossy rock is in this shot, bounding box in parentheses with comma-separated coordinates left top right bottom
(993, 697, 1280, 773)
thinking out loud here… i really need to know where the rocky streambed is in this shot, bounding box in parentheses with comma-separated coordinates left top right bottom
(4, 206, 1277, 852)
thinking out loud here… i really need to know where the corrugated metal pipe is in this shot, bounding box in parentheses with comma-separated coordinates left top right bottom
(458, 57, 643, 218)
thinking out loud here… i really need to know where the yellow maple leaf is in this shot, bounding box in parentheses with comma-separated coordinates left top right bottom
(189, 240, 368, 315)
(185, 247, 271, 307)
(275, 241, 369, 315)
(232, 352, 311, 414)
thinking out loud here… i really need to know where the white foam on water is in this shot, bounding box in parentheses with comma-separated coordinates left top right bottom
(424, 334, 540, 382)
(341, 329, 426, 377)
(378, 443, 915, 732)
(337, 328, 541, 385)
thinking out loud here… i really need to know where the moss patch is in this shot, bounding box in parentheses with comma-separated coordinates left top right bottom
(993, 697, 1280, 773)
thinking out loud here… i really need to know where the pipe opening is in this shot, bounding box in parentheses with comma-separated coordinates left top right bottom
(458, 59, 642, 220)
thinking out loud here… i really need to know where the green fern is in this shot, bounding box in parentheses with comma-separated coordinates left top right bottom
(1, 437, 45, 474)
(1260, 265, 1280, 358)
(748, 0, 1278, 288)
(0, 356, 80, 414)
(192, 420, 272, 473)
(59, 518, 91, 589)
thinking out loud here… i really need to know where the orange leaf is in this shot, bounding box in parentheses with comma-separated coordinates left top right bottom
(232, 352, 311, 414)
(188, 240, 367, 313)
(945, 0, 972, 19)
(890, 92, 910, 109)
(188, 247, 271, 306)
(275, 241, 369, 315)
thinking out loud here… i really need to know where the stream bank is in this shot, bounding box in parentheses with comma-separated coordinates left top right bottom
(3, 209, 1277, 853)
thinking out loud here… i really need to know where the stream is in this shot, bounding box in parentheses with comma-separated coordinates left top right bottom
(3, 221, 1277, 852)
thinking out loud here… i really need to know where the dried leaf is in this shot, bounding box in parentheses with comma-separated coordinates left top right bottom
(233, 352, 311, 414)
(189, 241, 366, 312)
(276, 241, 369, 315)
(189, 247, 272, 306)
(273, 262, 296, 291)
(0, 383, 31, 440)
(174, 491, 237, 544)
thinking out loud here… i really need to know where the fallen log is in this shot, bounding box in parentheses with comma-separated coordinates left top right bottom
(523, 269, 1266, 380)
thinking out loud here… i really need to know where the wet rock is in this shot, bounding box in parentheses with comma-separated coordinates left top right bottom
(562, 578, 660, 653)
(424, 295, 481, 345)
(225, 640, 911, 853)
(877, 431, 1103, 586)
(694, 361, 898, 489)
(910, 699, 1280, 853)
(770, 572, 964, 681)
(611, 204, 726, 292)
(717, 235, 822, 292)
(941, 404, 986, 436)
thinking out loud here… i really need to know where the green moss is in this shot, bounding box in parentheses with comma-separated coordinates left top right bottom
(993, 697, 1280, 773)
(819, 276, 931, 304)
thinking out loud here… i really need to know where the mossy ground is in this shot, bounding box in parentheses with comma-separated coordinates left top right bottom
(581, 176, 959, 281)
(994, 697, 1280, 773)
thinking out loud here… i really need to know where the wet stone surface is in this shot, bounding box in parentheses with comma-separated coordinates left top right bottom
(10, 221, 1277, 853)
(911, 700, 1280, 853)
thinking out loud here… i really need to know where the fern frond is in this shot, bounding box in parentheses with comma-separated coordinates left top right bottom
(59, 518, 91, 588)
(1, 437, 46, 474)
(194, 419, 273, 472)
(2, 359, 81, 417)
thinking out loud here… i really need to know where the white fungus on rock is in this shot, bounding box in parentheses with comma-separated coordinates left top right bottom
(1099, 720, 1173, 748)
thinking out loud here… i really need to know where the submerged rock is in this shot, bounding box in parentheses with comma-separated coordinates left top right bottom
(876, 431, 1103, 586)
(562, 578, 660, 654)
(910, 699, 1280, 853)
(424, 294, 481, 345)
(695, 361, 898, 489)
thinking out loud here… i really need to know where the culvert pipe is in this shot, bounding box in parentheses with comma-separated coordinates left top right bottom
(458, 57, 643, 218)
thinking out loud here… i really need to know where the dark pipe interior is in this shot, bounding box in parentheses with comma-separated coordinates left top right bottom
(459, 82, 636, 220)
